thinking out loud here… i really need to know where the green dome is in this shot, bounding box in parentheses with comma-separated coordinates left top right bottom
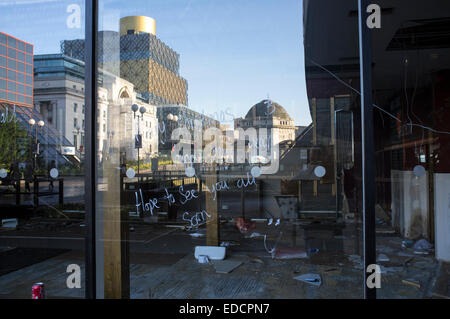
(245, 100, 292, 120)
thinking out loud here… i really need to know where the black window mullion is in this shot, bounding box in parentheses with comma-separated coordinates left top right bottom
(84, 0, 98, 300)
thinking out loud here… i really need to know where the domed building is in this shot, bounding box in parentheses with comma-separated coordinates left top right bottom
(234, 99, 296, 143)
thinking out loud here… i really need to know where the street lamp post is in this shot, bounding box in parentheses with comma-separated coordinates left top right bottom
(28, 118, 45, 172)
(166, 113, 178, 158)
(131, 104, 146, 178)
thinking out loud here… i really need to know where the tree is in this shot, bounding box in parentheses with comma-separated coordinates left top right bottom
(0, 117, 31, 168)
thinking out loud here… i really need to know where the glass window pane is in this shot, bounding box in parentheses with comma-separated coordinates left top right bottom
(25, 54, 32, 64)
(7, 58, 16, 69)
(17, 40, 25, 52)
(0, 0, 86, 299)
(17, 51, 25, 62)
(7, 91, 16, 101)
(7, 69, 16, 81)
(25, 85, 32, 96)
(7, 36, 17, 48)
(0, 33, 6, 45)
(96, 0, 364, 300)
(17, 93, 25, 103)
(16, 72, 24, 83)
(17, 62, 25, 73)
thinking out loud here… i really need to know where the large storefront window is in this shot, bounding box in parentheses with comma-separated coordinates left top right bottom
(0, 1, 86, 298)
(0, 0, 449, 300)
(92, 0, 365, 299)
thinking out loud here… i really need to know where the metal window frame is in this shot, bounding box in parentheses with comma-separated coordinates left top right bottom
(84, 0, 98, 300)
(358, 0, 376, 300)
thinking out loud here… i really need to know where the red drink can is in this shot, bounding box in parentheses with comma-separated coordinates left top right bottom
(31, 282, 45, 299)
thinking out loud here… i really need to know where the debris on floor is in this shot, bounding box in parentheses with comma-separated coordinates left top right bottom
(189, 232, 205, 238)
(213, 260, 243, 274)
(235, 218, 256, 234)
(377, 253, 390, 262)
(194, 246, 226, 261)
(413, 239, 433, 251)
(294, 273, 322, 287)
(272, 246, 308, 259)
(197, 255, 210, 264)
(246, 232, 264, 238)
(402, 279, 421, 288)
(402, 240, 414, 248)
(247, 254, 264, 264)
(220, 241, 240, 247)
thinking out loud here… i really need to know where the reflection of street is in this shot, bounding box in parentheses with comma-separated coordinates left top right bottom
(0, 176, 85, 206)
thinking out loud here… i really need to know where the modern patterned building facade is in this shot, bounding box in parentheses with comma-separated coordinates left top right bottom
(60, 16, 188, 106)
(0, 32, 33, 107)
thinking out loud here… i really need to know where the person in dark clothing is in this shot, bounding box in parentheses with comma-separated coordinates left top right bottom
(24, 160, 33, 192)
(9, 160, 21, 190)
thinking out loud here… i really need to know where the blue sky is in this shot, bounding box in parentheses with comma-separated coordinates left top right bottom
(0, 0, 311, 125)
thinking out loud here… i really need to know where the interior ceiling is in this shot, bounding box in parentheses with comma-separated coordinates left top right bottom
(303, 0, 450, 93)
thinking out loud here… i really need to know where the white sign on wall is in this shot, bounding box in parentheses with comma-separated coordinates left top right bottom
(61, 146, 76, 155)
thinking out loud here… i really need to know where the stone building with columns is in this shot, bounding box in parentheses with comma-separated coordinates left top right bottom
(33, 54, 158, 164)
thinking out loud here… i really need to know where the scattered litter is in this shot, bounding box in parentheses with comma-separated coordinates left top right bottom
(1, 218, 18, 229)
(220, 241, 239, 247)
(194, 246, 226, 261)
(165, 225, 185, 229)
(432, 292, 450, 299)
(402, 240, 414, 248)
(189, 232, 205, 238)
(377, 254, 390, 262)
(213, 260, 243, 274)
(402, 279, 421, 288)
(79, 223, 86, 227)
(414, 250, 429, 255)
(235, 218, 256, 234)
(129, 226, 135, 232)
(197, 255, 210, 264)
(272, 246, 308, 259)
(294, 274, 322, 287)
(246, 232, 264, 238)
(247, 254, 264, 264)
(413, 239, 433, 251)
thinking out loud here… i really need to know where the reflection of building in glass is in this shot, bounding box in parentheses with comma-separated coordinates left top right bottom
(0, 31, 34, 107)
(34, 54, 158, 164)
(157, 105, 219, 155)
(61, 16, 188, 106)
(302, 0, 450, 261)
(234, 100, 296, 143)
